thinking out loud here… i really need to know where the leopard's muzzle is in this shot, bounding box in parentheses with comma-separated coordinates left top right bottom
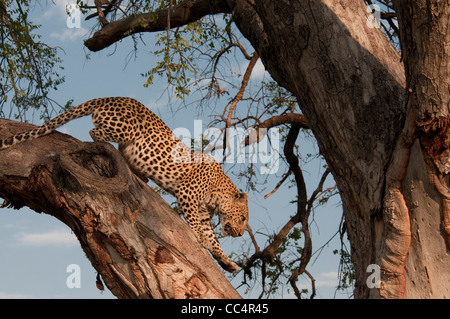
(223, 223, 241, 237)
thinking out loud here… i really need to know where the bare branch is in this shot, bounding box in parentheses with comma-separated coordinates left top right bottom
(84, 0, 231, 52)
(243, 125, 307, 270)
(225, 52, 260, 127)
(86, 0, 119, 22)
(244, 113, 309, 147)
(220, 51, 259, 162)
(264, 169, 292, 199)
(94, 0, 110, 26)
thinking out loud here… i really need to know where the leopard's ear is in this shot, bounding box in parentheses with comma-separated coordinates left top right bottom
(235, 192, 248, 202)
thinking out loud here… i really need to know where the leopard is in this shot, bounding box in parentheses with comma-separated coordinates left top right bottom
(0, 97, 248, 272)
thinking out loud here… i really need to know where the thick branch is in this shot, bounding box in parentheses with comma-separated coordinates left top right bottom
(257, 114, 308, 131)
(0, 119, 240, 299)
(244, 113, 309, 146)
(84, 0, 231, 52)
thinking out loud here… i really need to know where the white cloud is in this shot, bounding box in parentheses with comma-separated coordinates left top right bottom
(251, 59, 268, 80)
(315, 271, 339, 288)
(39, 0, 89, 42)
(237, 58, 269, 81)
(50, 27, 89, 42)
(0, 292, 36, 299)
(15, 228, 78, 247)
(41, 0, 76, 21)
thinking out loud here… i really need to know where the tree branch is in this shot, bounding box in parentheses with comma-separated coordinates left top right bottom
(222, 51, 259, 160)
(0, 119, 240, 299)
(244, 113, 309, 146)
(243, 125, 308, 275)
(84, 0, 231, 52)
(225, 51, 260, 128)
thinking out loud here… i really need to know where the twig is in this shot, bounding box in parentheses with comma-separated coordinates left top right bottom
(222, 51, 259, 161)
(264, 169, 292, 199)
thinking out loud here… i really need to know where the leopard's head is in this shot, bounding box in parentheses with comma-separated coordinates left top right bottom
(219, 192, 249, 237)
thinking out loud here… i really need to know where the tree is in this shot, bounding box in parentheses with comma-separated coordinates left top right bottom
(1, 0, 449, 299)
(0, 119, 240, 298)
(0, 0, 68, 120)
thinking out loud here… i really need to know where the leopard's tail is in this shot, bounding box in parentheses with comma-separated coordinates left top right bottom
(0, 99, 100, 150)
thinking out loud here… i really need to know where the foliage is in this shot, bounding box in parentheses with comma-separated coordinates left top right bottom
(335, 248, 356, 293)
(0, 0, 67, 121)
(142, 21, 200, 98)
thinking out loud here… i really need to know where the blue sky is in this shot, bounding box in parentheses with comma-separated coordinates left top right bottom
(0, 0, 351, 299)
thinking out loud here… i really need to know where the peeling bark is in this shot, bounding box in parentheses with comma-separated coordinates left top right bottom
(392, 0, 450, 298)
(0, 119, 241, 299)
(402, 141, 450, 298)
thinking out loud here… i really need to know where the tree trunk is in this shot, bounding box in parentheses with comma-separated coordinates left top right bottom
(226, 0, 449, 298)
(392, 0, 450, 298)
(0, 119, 241, 299)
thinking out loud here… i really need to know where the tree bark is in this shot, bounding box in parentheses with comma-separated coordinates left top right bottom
(84, 0, 231, 52)
(226, 0, 405, 298)
(0, 119, 241, 299)
(392, 0, 450, 298)
(224, 0, 449, 298)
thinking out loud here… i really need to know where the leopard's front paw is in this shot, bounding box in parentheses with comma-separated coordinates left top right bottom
(227, 261, 239, 273)
(218, 259, 239, 273)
